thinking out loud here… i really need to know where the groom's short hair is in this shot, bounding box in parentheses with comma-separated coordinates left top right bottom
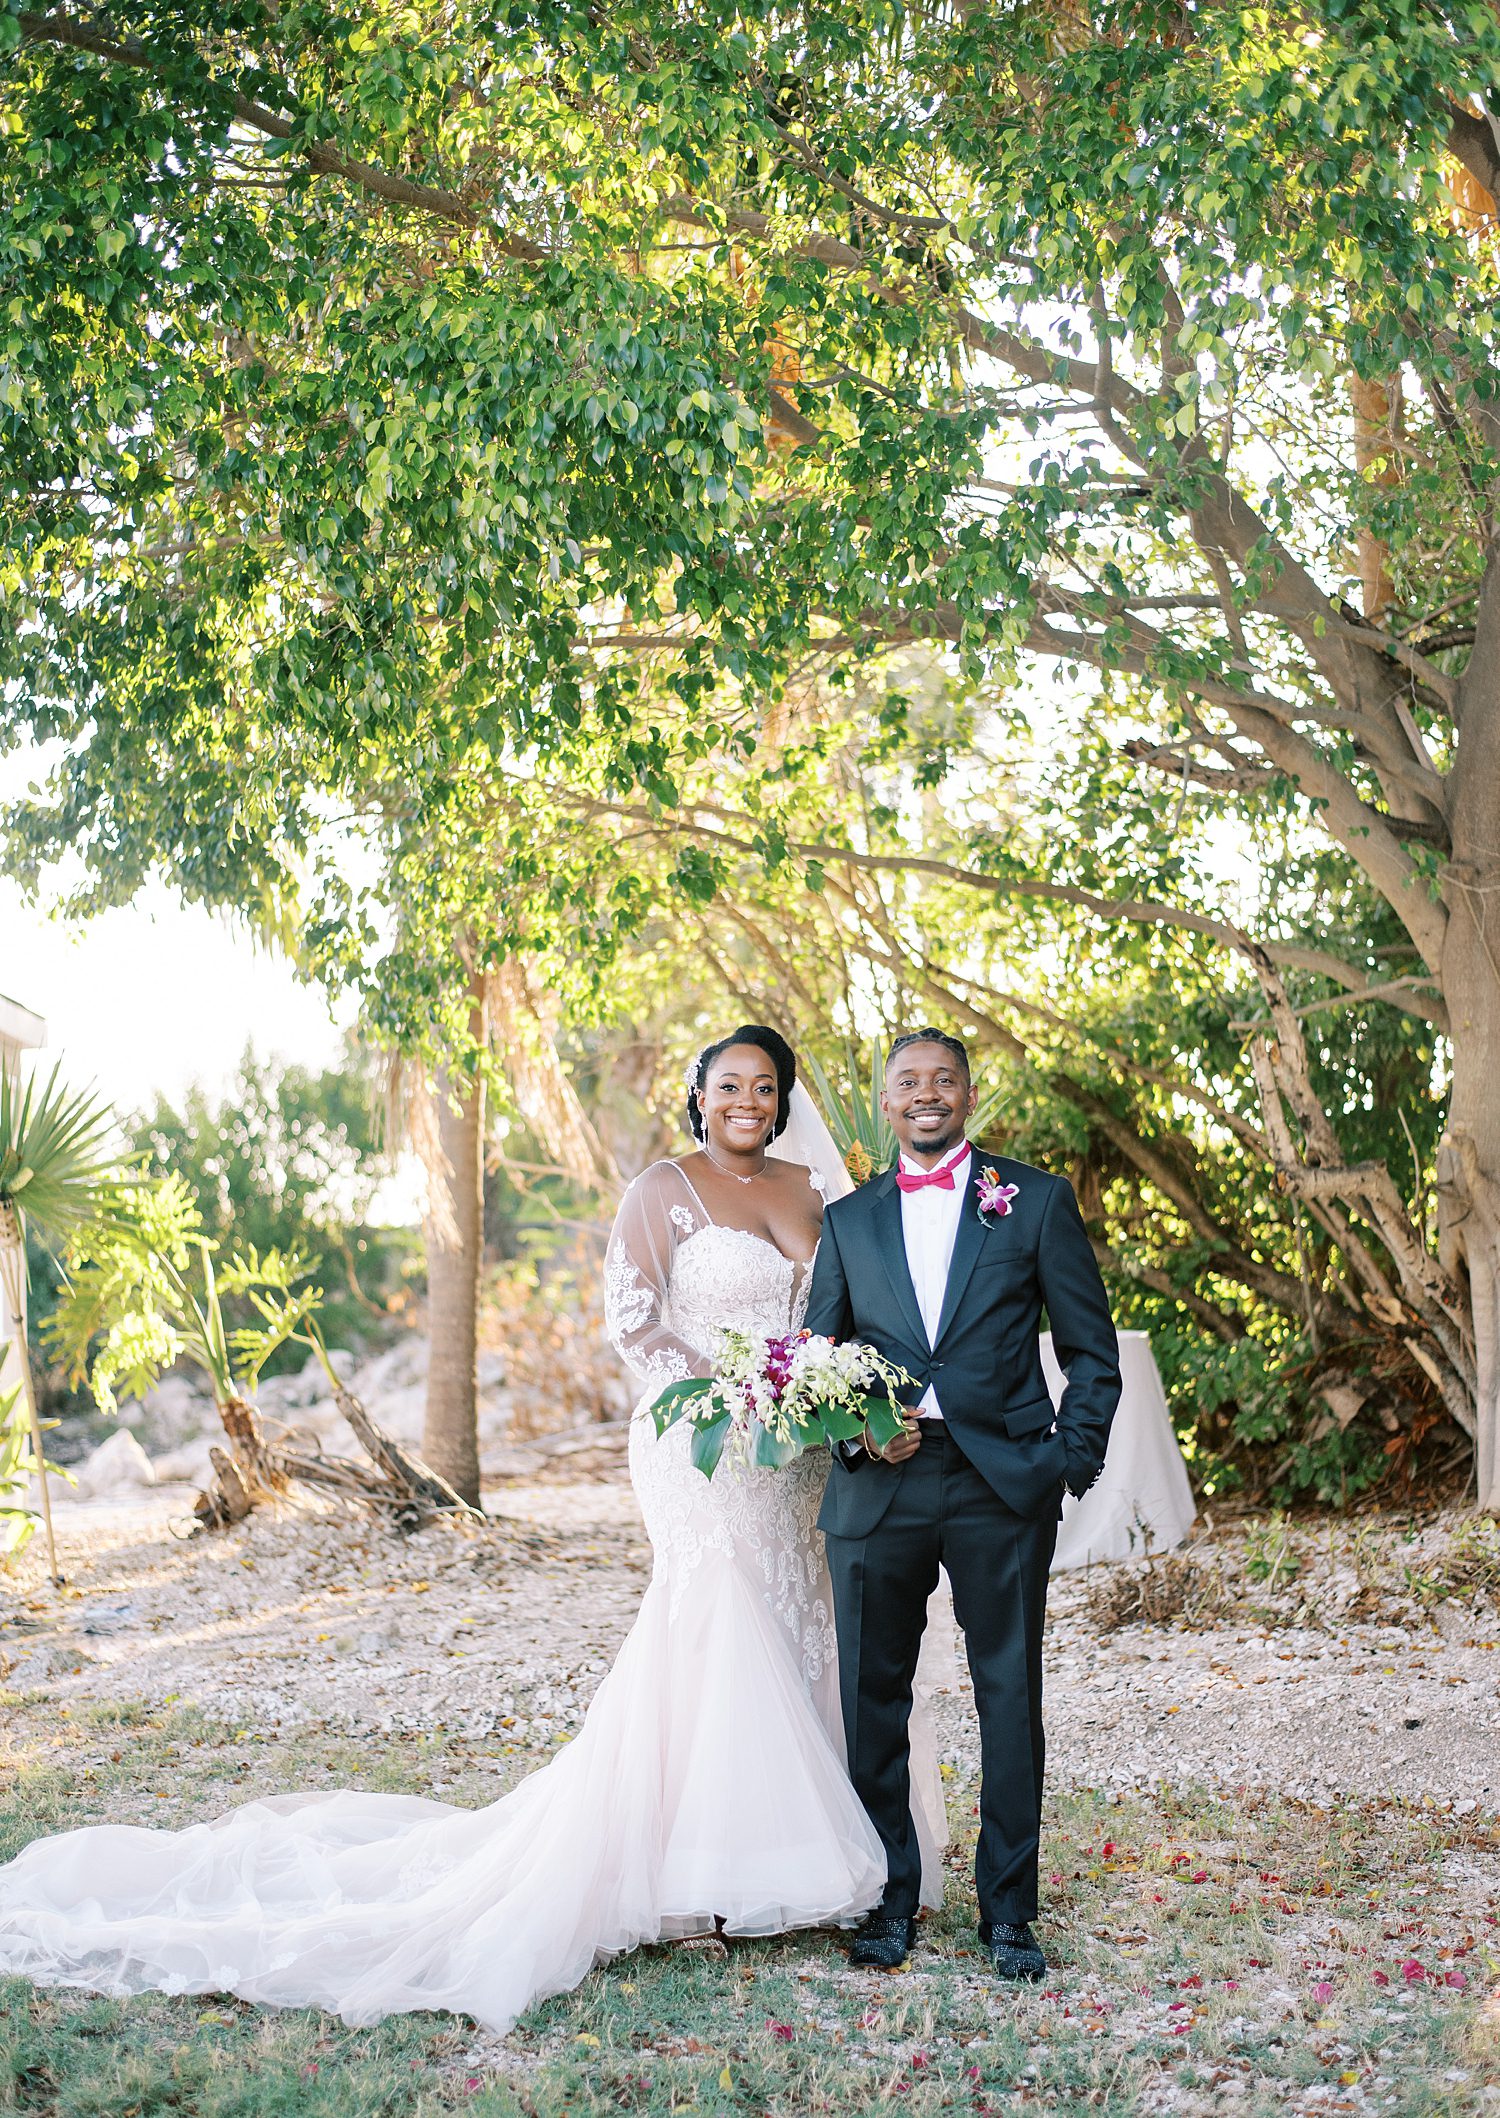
(886, 1028, 971, 1079)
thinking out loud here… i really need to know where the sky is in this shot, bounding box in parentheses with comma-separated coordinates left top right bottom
(0, 876, 354, 1118)
(0, 876, 435, 1228)
(0, 737, 357, 1118)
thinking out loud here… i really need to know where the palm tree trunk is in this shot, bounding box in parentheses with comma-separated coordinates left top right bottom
(0, 1229, 61, 1584)
(421, 977, 487, 1509)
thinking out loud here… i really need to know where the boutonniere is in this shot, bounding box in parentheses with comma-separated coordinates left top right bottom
(976, 1167, 1020, 1222)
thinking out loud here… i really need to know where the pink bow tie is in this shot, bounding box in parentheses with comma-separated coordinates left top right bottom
(895, 1145, 969, 1194)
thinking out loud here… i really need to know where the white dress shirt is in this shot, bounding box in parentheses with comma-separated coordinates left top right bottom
(898, 1142, 971, 1418)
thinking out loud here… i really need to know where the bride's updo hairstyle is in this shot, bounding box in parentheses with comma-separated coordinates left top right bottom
(685, 1024, 797, 1144)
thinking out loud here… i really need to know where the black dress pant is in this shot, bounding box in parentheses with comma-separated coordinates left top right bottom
(824, 1422, 1057, 1926)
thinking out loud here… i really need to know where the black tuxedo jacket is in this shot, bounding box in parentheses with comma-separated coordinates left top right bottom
(805, 1152, 1121, 1538)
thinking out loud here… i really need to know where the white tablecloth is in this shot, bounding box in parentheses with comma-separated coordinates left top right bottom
(1045, 1328, 1196, 1569)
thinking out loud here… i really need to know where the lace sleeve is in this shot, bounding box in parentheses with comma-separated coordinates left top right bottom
(603, 1163, 714, 1390)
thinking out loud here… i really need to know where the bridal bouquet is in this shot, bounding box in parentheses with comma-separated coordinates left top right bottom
(650, 1328, 913, 1479)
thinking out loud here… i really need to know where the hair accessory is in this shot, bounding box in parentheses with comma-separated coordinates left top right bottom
(684, 1052, 705, 1094)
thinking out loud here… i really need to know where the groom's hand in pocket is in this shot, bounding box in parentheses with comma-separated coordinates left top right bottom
(868, 1415, 922, 1465)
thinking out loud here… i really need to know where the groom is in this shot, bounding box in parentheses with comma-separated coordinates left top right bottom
(805, 1029, 1120, 1981)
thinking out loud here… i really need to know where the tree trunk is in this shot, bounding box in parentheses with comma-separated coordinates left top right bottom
(0, 1228, 62, 1585)
(1445, 552, 1500, 1513)
(1438, 933, 1500, 1513)
(421, 981, 487, 1508)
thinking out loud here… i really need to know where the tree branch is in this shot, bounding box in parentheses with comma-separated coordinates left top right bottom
(18, 10, 547, 255)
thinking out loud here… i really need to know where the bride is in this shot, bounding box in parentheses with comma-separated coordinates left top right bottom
(0, 1024, 941, 2034)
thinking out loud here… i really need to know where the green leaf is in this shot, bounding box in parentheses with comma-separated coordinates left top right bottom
(649, 1376, 714, 1435)
(751, 1420, 797, 1467)
(862, 1395, 907, 1450)
(689, 1411, 733, 1478)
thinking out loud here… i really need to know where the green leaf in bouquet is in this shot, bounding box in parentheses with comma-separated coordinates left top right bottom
(862, 1394, 908, 1450)
(689, 1410, 733, 1478)
(817, 1400, 867, 1442)
(751, 1420, 798, 1468)
(650, 1377, 714, 1436)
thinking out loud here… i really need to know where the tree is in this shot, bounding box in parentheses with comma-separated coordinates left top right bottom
(6, 0, 1500, 1503)
(418, 964, 487, 1505)
(0, 1062, 119, 1581)
(483, 673, 1457, 1503)
(130, 1044, 411, 1354)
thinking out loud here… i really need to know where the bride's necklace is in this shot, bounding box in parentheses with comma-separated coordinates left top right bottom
(702, 1142, 767, 1185)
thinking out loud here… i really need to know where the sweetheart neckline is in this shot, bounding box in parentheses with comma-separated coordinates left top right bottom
(678, 1222, 821, 1276)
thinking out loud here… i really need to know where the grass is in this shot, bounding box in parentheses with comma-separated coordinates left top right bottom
(1, 1703, 1498, 2116)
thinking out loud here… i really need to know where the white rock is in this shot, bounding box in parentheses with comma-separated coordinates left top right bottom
(150, 1436, 218, 1486)
(277, 1394, 343, 1438)
(123, 1372, 213, 1447)
(72, 1429, 157, 1500)
(259, 1350, 356, 1413)
(356, 1380, 425, 1443)
(349, 1337, 428, 1402)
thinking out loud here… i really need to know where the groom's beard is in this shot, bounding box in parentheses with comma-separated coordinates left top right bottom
(903, 1121, 964, 1160)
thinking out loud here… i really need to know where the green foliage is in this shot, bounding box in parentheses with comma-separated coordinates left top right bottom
(49, 1174, 324, 1415)
(0, 1062, 118, 1244)
(0, 1357, 73, 1558)
(802, 1042, 900, 1180)
(4, 0, 1495, 1505)
(128, 1046, 411, 1360)
(0, 1061, 127, 1567)
(1242, 1512, 1304, 1590)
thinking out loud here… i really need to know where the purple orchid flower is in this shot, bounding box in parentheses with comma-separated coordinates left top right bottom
(976, 1167, 1020, 1221)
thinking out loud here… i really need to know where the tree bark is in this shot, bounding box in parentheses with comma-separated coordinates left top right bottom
(1435, 943, 1500, 1510)
(421, 977, 487, 1509)
(1442, 545, 1500, 1511)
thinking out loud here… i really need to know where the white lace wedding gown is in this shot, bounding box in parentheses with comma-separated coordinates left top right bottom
(0, 1160, 935, 2034)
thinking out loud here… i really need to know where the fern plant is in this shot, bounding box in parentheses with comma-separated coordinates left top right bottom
(49, 1172, 323, 1421)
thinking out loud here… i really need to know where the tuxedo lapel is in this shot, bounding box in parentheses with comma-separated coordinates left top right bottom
(931, 1156, 988, 1349)
(868, 1167, 927, 1350)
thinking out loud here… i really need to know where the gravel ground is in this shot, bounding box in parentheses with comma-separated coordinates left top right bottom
(3, 1476, 1498, 1816)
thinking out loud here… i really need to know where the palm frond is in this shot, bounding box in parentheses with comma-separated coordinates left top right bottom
(0, 1061, 122, 1238)
(805, 1040, 1013, 1180)
(969, 1078, 1013, 1146)
(804, 1042, 898, 1174)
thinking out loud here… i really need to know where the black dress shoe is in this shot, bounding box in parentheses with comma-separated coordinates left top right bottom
(981, 1920, 1047, 1982)
(847, 1912, 916, 1969)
